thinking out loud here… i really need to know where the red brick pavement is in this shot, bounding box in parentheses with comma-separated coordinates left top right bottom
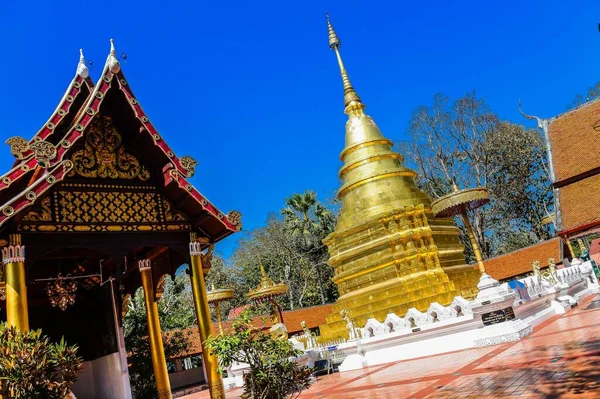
(184, 294, 600, 398)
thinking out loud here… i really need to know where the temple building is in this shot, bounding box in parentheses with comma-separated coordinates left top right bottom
(318, 17, 480, 342)
(520, 94, 600, 254)
(0, 42, 240, 399)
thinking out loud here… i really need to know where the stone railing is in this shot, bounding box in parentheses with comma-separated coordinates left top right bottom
(357, 296, 473, 339)
(341, 261, 597, 343)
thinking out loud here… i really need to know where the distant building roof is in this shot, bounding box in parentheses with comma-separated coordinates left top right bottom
(484, 237, 563, 281)
(547, 98, 600, 236)
(558, 174, 600, 235)
(549, 98, 600, 184)
(170, 303, 333, 358)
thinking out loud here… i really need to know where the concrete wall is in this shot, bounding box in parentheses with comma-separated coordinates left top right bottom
(169, 367, 206, 390)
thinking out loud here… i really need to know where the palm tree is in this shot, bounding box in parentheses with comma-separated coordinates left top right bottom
(281, 191, 336, 305)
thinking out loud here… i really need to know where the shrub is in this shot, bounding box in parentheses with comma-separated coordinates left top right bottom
(0, 324, 82, 398)
(206, 311, 313, 399)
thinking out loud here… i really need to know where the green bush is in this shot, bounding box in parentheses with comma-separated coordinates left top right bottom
(0, 324, 82, 398)
(206, 311, 313, 399)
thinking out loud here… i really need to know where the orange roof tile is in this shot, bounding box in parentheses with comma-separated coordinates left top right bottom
(169, 303, 333, 358)
(549, 99, 600, 183)
(484, 237, 563, 281)
(558, 174, 600, 233)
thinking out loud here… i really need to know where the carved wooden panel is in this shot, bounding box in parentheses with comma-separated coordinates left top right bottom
(20, 183, 190, 233)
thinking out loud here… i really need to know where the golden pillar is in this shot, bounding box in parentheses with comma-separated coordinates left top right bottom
(214, 302, 224, 335)
(460, 210, 486, 274)
(189, 235, 224, 399)
(139, 260, 172, 399)
(2, 234, 29, 331)
(565, 238, 575, 258)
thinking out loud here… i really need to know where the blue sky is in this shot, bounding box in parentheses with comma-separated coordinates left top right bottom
(0, 1, 599, 258)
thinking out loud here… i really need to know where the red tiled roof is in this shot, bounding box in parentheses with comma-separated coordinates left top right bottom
(558, 174, 600, 233)
(549, 99, 600, 183)
(170, 303, 333, 358)
(484, 237, 563, 281)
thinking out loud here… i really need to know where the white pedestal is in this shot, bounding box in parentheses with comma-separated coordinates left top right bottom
(471, 273, 533, 347)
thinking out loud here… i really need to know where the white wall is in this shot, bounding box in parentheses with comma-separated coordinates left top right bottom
(71, 352, 133, 399)
(169, 367, 205, 390)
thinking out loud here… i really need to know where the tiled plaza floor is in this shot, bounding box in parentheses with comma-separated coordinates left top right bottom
(184, 294, 600, 398)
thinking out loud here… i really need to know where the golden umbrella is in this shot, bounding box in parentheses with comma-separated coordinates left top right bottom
(432, 184, 490, 274)
(247, 264, 288, 323)
(206, 284, 234, 334)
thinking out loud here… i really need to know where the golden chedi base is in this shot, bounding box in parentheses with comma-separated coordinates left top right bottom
(318, 205, 480, 343)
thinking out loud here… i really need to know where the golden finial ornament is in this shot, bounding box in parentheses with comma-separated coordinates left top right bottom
(326, 13, 362, 111)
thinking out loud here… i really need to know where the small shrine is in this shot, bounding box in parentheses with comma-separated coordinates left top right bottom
(0, 42, 241, 399)
(247, 265, 289, 339)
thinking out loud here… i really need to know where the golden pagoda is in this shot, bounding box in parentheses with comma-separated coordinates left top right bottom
(319, 15, 480, 341)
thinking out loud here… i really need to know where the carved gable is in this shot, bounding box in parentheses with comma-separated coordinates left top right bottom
(19, 115, 191, 233)
(69, 115, 150, 181)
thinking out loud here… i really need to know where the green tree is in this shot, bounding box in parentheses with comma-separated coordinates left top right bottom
(400, 92, 554, 258)
(206, 255, 248, 321)
(569, 81, 600, 108)
(206, 311, 313, 399)
(281, 191, 337, 305)
(0, 324, 82, 399)
(123, 274, 193, 398)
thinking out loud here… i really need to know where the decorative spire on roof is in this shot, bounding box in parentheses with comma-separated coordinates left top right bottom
(326, 13, 363, 112)
(107, 39, 121, 74)
(76, 49, 89, 79)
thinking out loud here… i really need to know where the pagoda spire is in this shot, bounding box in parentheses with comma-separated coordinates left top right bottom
(76, 49, 89, 78)
(326, 13, 363, 113)
(107, 38, 121, 74)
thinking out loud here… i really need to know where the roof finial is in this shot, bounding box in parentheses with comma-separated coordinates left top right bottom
(326, 13, 363, 112)
(107, 38, 121, 74)
(76, 49, 89, 78)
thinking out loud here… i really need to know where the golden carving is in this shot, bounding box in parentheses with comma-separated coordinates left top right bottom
(29, 140, 57, 168)
(157, 389, 173, 399)
(163, 200, 186, 221)
(179, 155, 198, 177)
(155, 274, 168, 300)
(201, 243, 215, 273)
(20, 184, 191, 233)
(57, 190, 160, 223)
(226, 210, 242, 230)
(70, 115, 150, 181)
(122, 293, 131, 318)
(207, 384, 225, 399)
(5, 137, 29, 160)
(20, 223, 190, 233)
(22, 197, 52, 222)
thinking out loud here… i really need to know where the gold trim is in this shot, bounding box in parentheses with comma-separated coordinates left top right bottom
(339, 153, 402, 178)
(339, 139, 393, 161)
(338, 170, 417, 199)
(431, 187, 489, 218)
(207, 288, 234, 303)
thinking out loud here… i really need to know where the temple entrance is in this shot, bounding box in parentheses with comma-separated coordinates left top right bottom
(0, 41, 241, 399)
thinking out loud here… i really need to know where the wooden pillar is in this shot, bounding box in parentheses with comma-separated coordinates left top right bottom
(139, 260, 172, 399)
(189, 234, 224, 399)
(2, 234, 28, 331)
